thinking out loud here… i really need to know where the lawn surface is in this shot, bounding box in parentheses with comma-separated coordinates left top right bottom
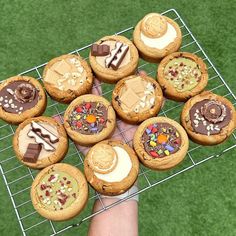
(0, 0, 236, 236)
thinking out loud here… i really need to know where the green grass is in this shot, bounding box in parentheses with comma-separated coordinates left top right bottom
(0, 0, 236, 236)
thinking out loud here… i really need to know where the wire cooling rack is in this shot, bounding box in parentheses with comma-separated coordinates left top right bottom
(0, 8, 236, 236)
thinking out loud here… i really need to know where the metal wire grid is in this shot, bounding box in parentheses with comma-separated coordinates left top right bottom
(0, 8, 235, 236)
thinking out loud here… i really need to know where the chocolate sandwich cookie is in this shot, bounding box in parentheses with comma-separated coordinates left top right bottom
(0, 76, 46, 124)
(31, 163, 88, 221)
(84, 140, 139, 196)
(133, 13, 182, 63)
(89, 35, 139, 83)
(64, 94, 116, 146)
(157, 52, 208, 101)
(133, 117, 189, 170)
(13, 116, 68, 169)
(181, 91, 236, 145)
(43, 54, 93, 103)
(112, 74, 163, 124)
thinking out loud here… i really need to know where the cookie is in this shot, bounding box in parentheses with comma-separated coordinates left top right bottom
(84, 140, 139, 196)
(64, 94, 116, 146)
(31, 163, 88, 221)
(157, 52, 208, 101)
(89, 35, 139, 83)
(133, 13, 182, 63)
(112, 74, 163, 124)
(0, 76, 46, 124)
(133, 117, 189, 170)
(43, 54, 93, 103)
(181, 91, 236, 145)
(13, 116, 68, 169)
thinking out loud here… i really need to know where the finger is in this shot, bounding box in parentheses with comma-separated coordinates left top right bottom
(91, 77, 102, 95)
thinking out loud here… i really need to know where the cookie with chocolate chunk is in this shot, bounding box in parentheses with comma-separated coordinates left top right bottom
(181, 91, 236, 145)
(84, 140, 139, 196)
(157, 52, 208, 102)
(112, 74, 163, 124)
(89, 35, 139, 83)
(0, 76, 46, 124)
(43, 54, 93, 103)
(31, 163, 88, 221)
(133, 13, 182, 63)
(133, 117, 189, 170)
(13, 116, 68, 169)
(64, 94, 116, 145)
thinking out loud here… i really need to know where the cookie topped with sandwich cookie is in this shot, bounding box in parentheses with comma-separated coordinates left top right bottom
(133, 13, 182, 62)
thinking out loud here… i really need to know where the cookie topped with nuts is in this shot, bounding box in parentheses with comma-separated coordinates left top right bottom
(181, 91, 236, 145)
(43, 54, 93, 103)
(112, 74, 163, 124)
(0, 76, 46, 124)
(157, 52, 208, 102)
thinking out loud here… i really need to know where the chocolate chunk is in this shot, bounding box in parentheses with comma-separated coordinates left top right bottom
(23, 143, 42, 163)
(110, 44, 129, 70)
(91, 44, 110, 56)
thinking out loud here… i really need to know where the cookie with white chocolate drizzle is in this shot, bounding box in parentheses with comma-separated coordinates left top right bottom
(181, 91, 236, 145)
(0, 76, 46, 124)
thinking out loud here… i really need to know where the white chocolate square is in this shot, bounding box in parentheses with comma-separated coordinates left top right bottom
(120, 88, 140, 108)
(54, 60, 71, 75)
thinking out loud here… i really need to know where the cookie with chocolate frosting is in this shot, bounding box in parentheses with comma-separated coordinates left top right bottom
(112, 74, 163, 124)
(31, 163, 88, 221)
(13, 116, 68, 169)
(181, 91, 236, 145)
(133, 117, 189, 170)
(84, 140, 139, 196)
(0, 76, 46, 124)
(43, 54, 93, 103)
(89, 35, 139, 83)
(157, 52, 208, 101)
(133, 13, 182, 63)
(64, 94, 116, 145)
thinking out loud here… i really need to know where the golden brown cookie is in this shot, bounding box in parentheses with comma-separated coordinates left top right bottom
(84, 140, 139, 196)
(0, 76, 46, 124)
(133, 117, 189, 170)
(31, 163, 88, 221)
(89, 35, 139, 83)
(42, 54, 93, 103)
(112, 74, 163, 124)
(13, 116, 68, 169)
(181, 91, 236, 145)
(64, 94, 116, 146)
(133, 13, 182, 63)
(157, 52, 208, 102)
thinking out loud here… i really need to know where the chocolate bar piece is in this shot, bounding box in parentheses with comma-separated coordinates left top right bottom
(91, 44, 110, 56)
(23, 143, 42, 163)
(28, 130, 55, 151)
(105, 42, 123, 68)
(105, 42, 129, 70)
(31, 121, 59, 144)
(110, 44, 129, 70)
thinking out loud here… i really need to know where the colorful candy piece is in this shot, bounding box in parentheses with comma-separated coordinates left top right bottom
(164, 150, 170, 156)
(91, 127, 98, 132)
(150, 134, 156, 140)
(152, 127, 158, 133)
(90, 123, 95, 127)
(85, 103, 91, 110)
(76, 106, 83, 113)
(76, 115, 81, 120)
(157, 134, 168, 144)
(157, 149, 163, 155)
(174, 138, 181, 145)
(99, 117, 105, 123)
(149, 141, 156, 147)
(146, 128, 151, 135)
(148, 125, 153, 130)
(165, 144, 174, 152)
(150, 151, 158, 158)
(86, 114, 96, 123)
(76, 121, 82, 128)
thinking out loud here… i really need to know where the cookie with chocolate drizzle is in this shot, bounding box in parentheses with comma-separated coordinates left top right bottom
(0, 76, 46, 124)
(133, 116, 189, 170)
(64, 94, 116, 145)
(181, 91, 236, 145)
